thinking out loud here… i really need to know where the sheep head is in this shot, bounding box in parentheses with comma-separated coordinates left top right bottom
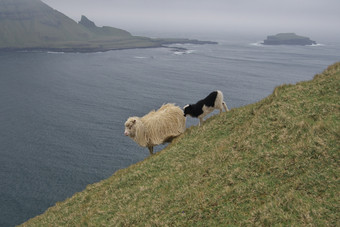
(124, 117, 138, 138)
(183, 104, 192, 117)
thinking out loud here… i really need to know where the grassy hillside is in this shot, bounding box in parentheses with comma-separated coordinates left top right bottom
(21, 63, 340, 226)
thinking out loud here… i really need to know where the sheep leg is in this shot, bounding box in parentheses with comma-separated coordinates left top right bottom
(148, 146, 154, 155)
(223, 102, 229, 112)
(199, 117, 204, 126)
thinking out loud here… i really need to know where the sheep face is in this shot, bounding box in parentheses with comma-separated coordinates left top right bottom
(183, 104, 192, 117)
(124, 118, 137, 138)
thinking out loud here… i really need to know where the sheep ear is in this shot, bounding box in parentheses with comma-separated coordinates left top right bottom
(132, 119, 136, 124)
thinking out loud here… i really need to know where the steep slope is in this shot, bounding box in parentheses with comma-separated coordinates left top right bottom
(21, 62, 340, 226)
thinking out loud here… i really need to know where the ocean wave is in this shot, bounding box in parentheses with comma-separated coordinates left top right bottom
(249, 42, 325, 47)
(249, 41, 264, 47)
(47, 51, 65, 54)
(309, 43, 325, 47)
(173, 49, 195, 55)
(133, 56, 149, 59)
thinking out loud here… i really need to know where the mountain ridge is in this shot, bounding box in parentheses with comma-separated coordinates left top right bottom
(0, 0, 216, 52)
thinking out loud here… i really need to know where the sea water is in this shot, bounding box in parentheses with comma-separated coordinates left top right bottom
(0, 38, 339, 226)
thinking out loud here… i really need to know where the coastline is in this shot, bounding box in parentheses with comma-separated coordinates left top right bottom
(0, 39, 218, 53)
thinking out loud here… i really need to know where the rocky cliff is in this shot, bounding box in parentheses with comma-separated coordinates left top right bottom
(262, 33, 317, 46)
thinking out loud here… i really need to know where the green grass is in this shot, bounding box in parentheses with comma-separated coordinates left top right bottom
(20, 63, 340, 226)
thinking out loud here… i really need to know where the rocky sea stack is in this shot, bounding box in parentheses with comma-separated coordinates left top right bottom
(262, 33, 317, 46)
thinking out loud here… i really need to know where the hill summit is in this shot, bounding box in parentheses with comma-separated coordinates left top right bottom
(79, 15, 97, 29)
(0, 0, 216, 52)
(21, 63, 340, 226)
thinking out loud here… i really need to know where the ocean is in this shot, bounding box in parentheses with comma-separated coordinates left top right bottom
(1, 37, 339, 226)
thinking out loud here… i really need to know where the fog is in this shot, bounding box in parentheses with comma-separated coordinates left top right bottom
(43, 0, 340, 42)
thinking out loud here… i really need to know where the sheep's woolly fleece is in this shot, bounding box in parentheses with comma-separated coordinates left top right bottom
(125, 103, 186, 148)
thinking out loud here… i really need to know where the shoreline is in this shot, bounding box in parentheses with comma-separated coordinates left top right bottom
(0, 39, 218, 54)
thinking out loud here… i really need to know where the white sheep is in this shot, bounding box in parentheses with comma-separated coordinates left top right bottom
(124, 103, 186, 155)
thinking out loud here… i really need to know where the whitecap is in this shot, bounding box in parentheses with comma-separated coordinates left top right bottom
(173, 49, 195, 55)
(173, 51, 184, 55)
(133, 56, 148, 59)
(47, 51, 65, 54)
(309, 43, 325, 47)
(250, 41, 264, 47)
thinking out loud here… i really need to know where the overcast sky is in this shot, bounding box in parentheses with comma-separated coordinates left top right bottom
(43, 0, 340, 42)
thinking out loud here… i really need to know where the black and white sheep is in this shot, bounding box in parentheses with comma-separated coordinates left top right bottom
(183, 90, 229, 126)
(124, 103, 186, 155)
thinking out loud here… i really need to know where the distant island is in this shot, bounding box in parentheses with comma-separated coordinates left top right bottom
(262, 33, 317, 46)
(0, 0, 216, 52)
